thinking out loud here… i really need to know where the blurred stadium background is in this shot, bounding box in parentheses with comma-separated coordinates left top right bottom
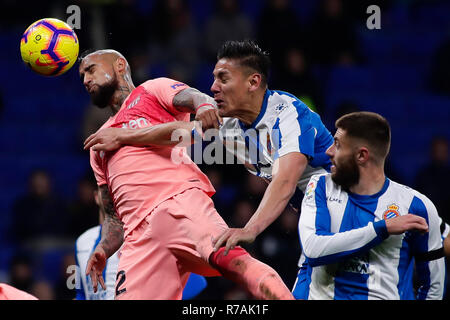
(0, 0, 449, 300)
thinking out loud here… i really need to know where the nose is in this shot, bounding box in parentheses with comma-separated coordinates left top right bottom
(210, 80, 219, 95)
(326, 144, 335, 158)
(83, 75, 92, 88)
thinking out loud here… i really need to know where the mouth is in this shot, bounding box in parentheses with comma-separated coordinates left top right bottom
(86, 84, 97, 94)
(214, 97, 224, 108)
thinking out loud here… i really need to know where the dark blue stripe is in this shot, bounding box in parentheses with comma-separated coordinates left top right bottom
(292, 259, 312, 299)
(397, 239, 415, 300)
(408, 196, 431, 299)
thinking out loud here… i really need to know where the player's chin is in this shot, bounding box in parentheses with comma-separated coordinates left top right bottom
(217, 104, 228, 117)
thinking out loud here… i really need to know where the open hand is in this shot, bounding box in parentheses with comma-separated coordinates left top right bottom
(212, 227, 257, 256)
(195, 105, 222, 130)
(84, 127, 124, 151)
(385, 214, 428, 235)
(85, 246, 107, 292)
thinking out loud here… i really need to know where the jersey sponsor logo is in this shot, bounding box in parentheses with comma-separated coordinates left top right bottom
(383, 204, 400, 220)
(121, 117, 150, 129)
(339, 254, 370, 275)
(327, 196, 342, 204)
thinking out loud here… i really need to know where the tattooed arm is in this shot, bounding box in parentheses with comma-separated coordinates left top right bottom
(85, 185, 123, 292)
(97, 184, 124, 257)
(173, 87, 222, 130)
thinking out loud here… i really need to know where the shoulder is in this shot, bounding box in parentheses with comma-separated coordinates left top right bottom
(269, 90, 309, 111)
(76, 225, 101, 252)
(388, 180, 431, 203)
(389, 180, 437, 214)
(306, 173, 332, 194)
(268, 90, 316, 124)
(139, 78, 189, 93)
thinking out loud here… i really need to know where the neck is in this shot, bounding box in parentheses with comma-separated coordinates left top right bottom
(109, 78, 135, 115)
(349, 165, 386, 196)
(237, 89, 266, 125)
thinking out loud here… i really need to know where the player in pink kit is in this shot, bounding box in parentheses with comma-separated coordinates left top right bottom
(80, 49, 293, 300)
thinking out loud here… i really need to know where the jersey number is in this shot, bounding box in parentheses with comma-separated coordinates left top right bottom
(116, 270, 127, 297)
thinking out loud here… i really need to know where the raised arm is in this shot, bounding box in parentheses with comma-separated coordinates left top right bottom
(85, 185, 124, 292)
(84, 87, 220, 152)
(84, 121, 198, 151)
(172, 87, 222, 129)
(212, 152, 307, 255)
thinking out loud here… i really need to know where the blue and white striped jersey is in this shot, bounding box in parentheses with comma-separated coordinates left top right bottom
(75, 225, 208, 300)
(219, 89, 333, 208)
(294, 173, 446, 300)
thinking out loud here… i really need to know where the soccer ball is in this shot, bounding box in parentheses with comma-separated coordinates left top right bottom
(20, 18, 79, 76)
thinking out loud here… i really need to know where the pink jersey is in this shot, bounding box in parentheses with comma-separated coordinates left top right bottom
(90, 78, 215, 238)
(0, 283, 38, 300)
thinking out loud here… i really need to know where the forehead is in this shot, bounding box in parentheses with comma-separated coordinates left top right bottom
(334, 128, 348, 141)
(79, 54, 105, 72)
(213, 58, 242, 75)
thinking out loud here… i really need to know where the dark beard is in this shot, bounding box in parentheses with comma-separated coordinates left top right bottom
(90, 75, 118, 109)
(331, 156, 360, 191)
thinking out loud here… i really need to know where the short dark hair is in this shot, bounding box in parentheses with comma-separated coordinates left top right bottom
(217, 40, 271, 85)
(335, 111, 391, 161)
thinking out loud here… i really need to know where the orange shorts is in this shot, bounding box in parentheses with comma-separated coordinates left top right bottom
(115, 188, 228, 300)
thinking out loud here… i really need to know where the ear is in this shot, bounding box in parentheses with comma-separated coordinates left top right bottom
(356, 147, 370, 164)
(93, 189, 100, 206)
(248, 73, 262, 92)
(114, 57, 127, 75)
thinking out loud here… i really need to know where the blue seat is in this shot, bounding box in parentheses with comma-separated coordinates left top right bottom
(194, 62, 215, 94)
(326, 66, 375, 93)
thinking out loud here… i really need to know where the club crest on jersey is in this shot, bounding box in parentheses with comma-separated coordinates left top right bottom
(383, 204, 400, 220)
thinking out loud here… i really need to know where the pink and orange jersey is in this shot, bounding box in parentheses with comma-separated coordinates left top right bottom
(90, 77, 215, 238)
(0, 283, 38, 300)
